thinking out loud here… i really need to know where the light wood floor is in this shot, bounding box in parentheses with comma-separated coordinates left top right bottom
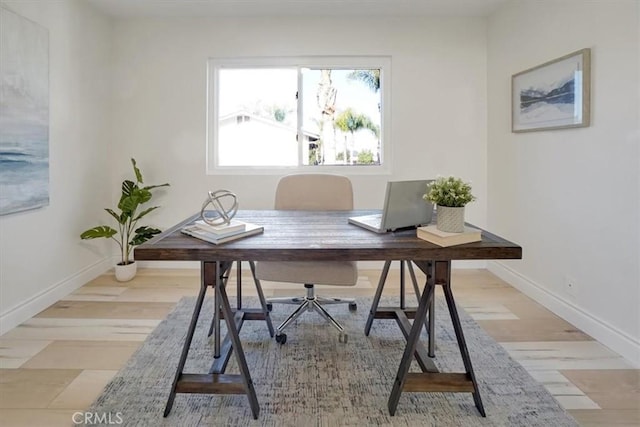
(0, 267, 638, 426)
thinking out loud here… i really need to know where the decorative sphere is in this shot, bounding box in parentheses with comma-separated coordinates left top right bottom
(200, 190, 238, 226)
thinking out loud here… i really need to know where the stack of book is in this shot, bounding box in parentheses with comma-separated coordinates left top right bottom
(416, 225, 482, 247)
(181, 219, 263, 245)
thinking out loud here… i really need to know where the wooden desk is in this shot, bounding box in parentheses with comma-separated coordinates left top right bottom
(135, 210, 522, 419)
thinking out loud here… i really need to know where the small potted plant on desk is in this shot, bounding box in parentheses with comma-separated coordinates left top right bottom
(423, 176, 476, 233)
(81, 158, 169, 282)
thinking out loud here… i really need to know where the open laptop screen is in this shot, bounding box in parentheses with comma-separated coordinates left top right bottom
(381, 180, 433, 231)
(349, 179, 433, 233)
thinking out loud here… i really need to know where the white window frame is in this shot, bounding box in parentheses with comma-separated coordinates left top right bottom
(206, 56, 391, 175)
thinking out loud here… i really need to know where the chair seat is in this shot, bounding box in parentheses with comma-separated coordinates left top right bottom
(255, 261, 357, 286)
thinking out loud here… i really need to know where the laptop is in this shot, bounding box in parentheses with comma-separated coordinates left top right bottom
(349, 179, 434, 233)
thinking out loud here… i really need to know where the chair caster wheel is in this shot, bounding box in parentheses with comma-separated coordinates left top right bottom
(275, 333, 287, 344)
(266, 303, 273, 312)
(339, 333, 348, 343)
(349, 302, 357, 311)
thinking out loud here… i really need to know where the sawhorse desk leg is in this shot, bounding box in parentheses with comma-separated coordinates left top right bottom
(364, 260, 436, 357)
(208, 260, 275, 338)
(387, 260, 485, 417)
(164, 261, 264, 420)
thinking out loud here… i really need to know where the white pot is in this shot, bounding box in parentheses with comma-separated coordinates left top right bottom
(115, 261, 137, 282)
(436, 205, 465, 233)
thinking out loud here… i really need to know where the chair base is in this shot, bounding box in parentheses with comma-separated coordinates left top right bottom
(267, 284, 355, 343)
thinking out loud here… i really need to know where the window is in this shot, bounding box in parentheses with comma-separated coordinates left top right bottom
(207, 56, 390, 174)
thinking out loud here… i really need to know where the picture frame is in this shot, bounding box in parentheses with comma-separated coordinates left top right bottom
(512, 48, 590, 133)
(0, 6, 50, 215)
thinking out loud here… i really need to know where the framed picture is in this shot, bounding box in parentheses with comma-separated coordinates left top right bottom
(512, 48, 590, 133)
(0, 6, 50, 215)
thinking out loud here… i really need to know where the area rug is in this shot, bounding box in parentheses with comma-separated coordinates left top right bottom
(86, 296, 579, 426)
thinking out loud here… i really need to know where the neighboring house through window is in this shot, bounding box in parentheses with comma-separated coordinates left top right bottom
(207, 56, 390, 174)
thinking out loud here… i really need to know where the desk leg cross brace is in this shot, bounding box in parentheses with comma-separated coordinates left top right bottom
(163, 261, 260, 420)
(207, 261, 275, 339)
(387, 260, 486, 417)
(365, 260, 435, 357)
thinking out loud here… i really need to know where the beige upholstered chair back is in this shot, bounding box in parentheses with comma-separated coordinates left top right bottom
(256, 173, 358, 342)
(274, 174, 353, 211)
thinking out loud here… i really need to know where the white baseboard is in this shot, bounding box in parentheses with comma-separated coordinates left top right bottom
(488, 261, 640, 368)
(0, 258, 113, 335)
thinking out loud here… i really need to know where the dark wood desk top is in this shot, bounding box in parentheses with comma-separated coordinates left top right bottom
(135, 210, 522, 263)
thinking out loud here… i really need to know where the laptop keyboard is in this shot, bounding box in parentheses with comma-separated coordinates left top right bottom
(355, 214, 382, 228)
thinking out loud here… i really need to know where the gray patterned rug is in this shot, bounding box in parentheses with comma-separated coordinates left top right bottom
(87, 296, 578, 426)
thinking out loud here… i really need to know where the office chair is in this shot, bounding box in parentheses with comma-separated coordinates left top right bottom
(254, 174, 358, 344)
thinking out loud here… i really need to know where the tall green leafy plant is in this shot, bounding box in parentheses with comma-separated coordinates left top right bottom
(80, 159, 169, 265)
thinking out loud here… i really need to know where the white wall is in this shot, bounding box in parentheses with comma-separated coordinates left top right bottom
(0, 0, 112, 333)
(109, 16, 489, 229)
(487, 0, 640, 365)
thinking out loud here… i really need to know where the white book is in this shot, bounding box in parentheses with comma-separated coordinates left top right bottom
(181, 222, 263, 245)
(193, 219, 246, 235)
(416, 225, 482, 247)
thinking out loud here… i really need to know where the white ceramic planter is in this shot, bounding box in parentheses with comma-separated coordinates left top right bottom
(436, 205, 465, 233)
(115, 261, 137, 282)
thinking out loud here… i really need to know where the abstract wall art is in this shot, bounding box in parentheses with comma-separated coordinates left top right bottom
(0, 6, 49, 215)
(512, 48, 591, 133)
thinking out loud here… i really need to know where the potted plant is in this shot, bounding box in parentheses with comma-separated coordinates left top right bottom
(423, 176, 476, 233)
(81, 158, 169, 281)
